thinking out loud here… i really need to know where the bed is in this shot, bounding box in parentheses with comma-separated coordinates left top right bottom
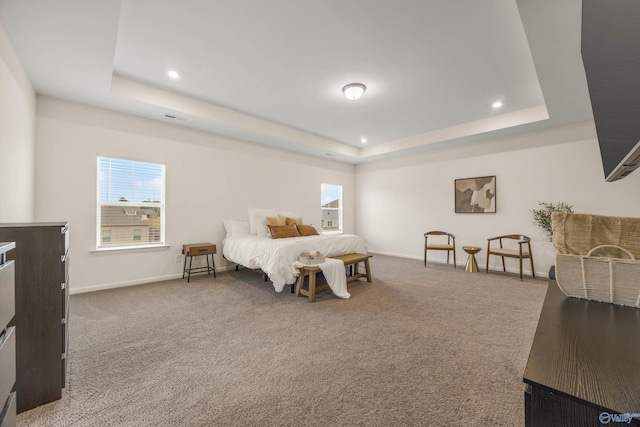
(223, 233, 368, 292)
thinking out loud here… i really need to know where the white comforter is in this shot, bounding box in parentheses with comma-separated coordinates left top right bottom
(223, 234, 368, 292)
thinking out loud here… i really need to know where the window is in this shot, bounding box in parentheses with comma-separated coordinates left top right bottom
(97, 157, 165, 249)
(321, 183, 342, 232)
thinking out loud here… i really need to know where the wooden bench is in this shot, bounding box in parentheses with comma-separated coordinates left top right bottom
(295, 253, 372, 302)
(295, 265, 328, 303)
(331, 253, 372, 283)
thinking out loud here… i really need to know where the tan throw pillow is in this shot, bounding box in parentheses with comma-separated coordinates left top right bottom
(285, 217, 303, 226)
(268, 224, 300, 239)
(266, 216, 286, 226)
(296, 224, 319, 236)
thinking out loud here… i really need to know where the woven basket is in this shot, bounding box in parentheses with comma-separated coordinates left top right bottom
(555, 245, 640, 308)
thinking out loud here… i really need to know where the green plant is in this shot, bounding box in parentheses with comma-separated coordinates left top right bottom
(531, 201, 574, 241)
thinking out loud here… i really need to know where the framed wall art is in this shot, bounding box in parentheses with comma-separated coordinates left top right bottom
(454, 175, 496, 213)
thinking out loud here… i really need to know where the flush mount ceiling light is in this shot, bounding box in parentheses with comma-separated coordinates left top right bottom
(361, 137, 367, 144)
(492, 101, 503, 109)
(342, 83, 366, 100)
(167, 70, 181, 79)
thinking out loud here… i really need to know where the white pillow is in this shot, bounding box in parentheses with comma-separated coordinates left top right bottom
(255, 215, 272, 237)
(223, 219, 250, 238)
(248, 208, 277, 235)
(277, 211, 297, 218)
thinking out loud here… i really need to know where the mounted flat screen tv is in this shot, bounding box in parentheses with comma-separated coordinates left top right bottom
(581, 0, 640, 181)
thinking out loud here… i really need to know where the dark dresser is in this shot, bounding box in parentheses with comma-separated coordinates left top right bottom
(524, 281, 640, 426)
(0, 223, 69, 414)
(0, 242, 16, 427)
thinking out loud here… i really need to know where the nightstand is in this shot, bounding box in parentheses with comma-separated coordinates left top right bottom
(182, 243, 216, 282)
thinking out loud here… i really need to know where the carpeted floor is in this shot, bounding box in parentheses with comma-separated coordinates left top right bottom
(16, 255, 548, 427)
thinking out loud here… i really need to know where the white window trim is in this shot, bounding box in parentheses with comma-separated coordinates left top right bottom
(96, 157, 166, 251)
(90, 244, 171, 255)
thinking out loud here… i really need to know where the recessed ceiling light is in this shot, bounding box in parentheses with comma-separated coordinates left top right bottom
(167, 70, 181, 79)
(492, 101, 503, 109)
(342, 83, 366, 100)
(361, 137, 367, 144)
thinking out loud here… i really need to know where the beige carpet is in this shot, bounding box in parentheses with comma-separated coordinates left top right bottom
(17, 255, 547, 427)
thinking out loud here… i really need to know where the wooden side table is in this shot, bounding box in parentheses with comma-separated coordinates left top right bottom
(462, 246, 481, 272)
(182, 243, 216, 282)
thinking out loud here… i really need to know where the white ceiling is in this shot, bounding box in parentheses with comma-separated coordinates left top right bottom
(0, 0, 594, 164)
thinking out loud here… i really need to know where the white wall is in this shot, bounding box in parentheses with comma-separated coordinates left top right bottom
(35, 97, 355, 293)
(34, 97, 640, 291)
(355, 123, 640, 277)
(0, 22, 35, 222)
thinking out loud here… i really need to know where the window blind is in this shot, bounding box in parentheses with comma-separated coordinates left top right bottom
(97, 157, 165, 248)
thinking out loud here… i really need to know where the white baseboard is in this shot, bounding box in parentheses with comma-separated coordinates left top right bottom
(368, 249, 422, 261)
(70, 252, 546, 295)
(69, 266, 232, 295)
(368, 250, 547, 278)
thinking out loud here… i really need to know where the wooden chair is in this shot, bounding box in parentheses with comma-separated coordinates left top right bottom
(486, 234, 535, 280)
(424, 231, 456, 268)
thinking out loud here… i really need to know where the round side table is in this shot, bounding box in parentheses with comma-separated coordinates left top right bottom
(462, 246, 481, 272)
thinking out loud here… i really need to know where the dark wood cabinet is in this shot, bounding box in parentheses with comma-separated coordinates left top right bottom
(0, 241, 16, 427)
(524, 281, 640, 426)
(0, 224, 69, 414)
